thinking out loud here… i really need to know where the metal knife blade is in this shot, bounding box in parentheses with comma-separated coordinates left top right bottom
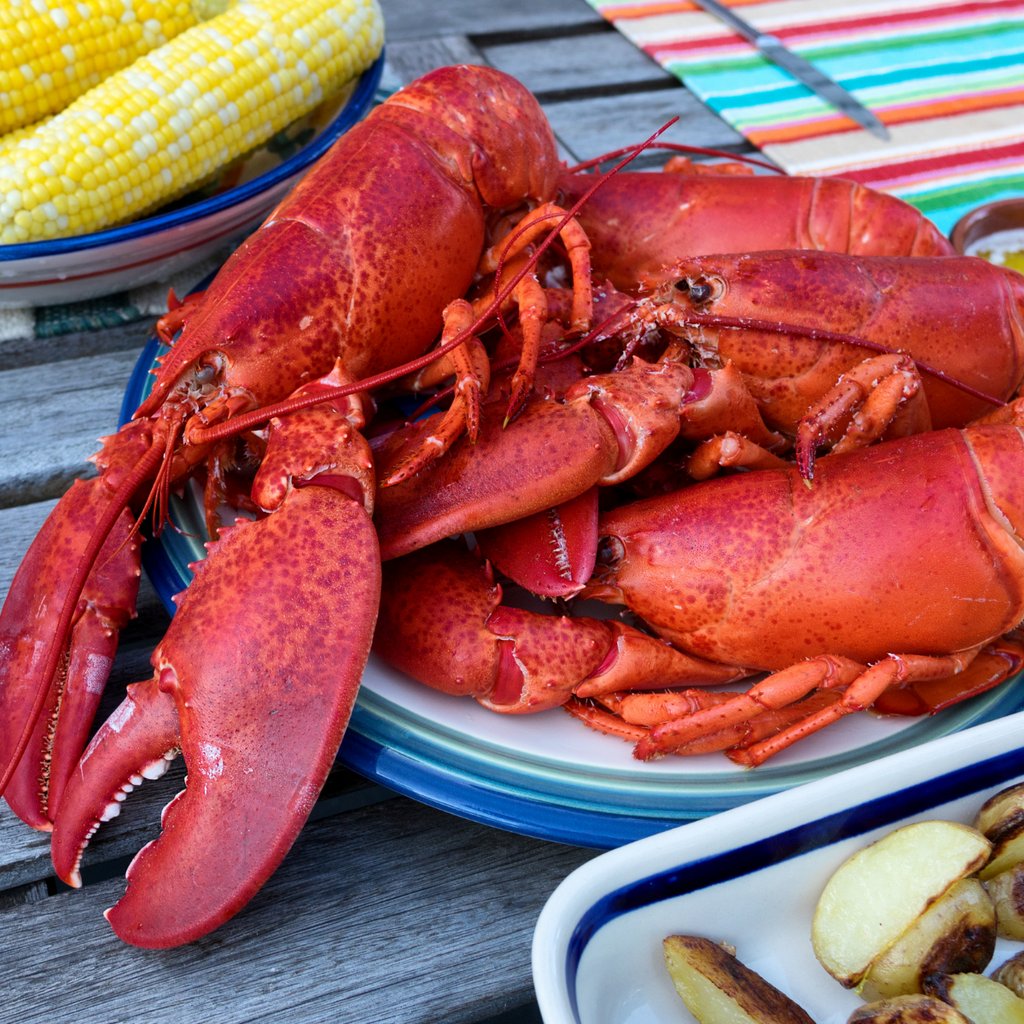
(689, 0, 891, 142)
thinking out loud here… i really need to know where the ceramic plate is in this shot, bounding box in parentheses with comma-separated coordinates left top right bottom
(0, 55, 383, 308)
(532, 711, 1024, 1024)
(121, 338, 1024, 848)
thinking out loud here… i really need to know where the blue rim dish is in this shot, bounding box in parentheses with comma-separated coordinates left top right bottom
(565, 744, 1024, 997)
(0, 54, 384, 262)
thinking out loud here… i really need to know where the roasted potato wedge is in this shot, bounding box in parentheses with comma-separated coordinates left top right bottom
(986, 861, 1024, 939)
(848, 994, 973, 1024)
(924, 971, 1024, 1024)
(975, 784, 1024, 881)
(663, 935, 813, 1024)
(812, 821, 991, 987)
(994, 952, 1024, 999)
(859, 877, 995, 1001)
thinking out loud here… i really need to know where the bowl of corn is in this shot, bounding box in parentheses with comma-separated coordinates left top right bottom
(0, 0, 384, 308)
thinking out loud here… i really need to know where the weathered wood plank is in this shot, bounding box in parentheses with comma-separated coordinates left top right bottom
(481, 31, 674, 101)
(0, 317, 156, 373)
(385, 35, 487, 86)
(0, 796, 595, 1024)
(542, 89, 748, 165)
(0, 878, 48, 909)
(0, 348, 141, 509)
(0, 499, 56, 600)
(383, 38, 578, 163)
(378, 0, 603, 42)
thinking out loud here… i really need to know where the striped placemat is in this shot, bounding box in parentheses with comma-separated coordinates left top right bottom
(587, 0, 1024, 236)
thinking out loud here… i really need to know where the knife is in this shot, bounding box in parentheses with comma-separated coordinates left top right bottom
(689, 0, 891, 142)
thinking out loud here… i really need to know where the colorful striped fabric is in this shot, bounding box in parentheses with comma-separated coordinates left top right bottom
(587, 0, 1024, 236)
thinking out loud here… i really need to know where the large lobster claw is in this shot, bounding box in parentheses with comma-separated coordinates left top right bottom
(51, 484, 380, 947)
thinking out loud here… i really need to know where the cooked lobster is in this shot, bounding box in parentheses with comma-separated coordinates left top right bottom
(1, 64, 592, 948)
(374, 427, 1024, 762)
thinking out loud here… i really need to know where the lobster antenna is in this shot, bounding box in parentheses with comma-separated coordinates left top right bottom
(677, 311, 1007, 407)
(187, 117, 681, 446)
(0, 439, 167, 799)
(567, 142, 783, 175)
(405, 301, 638, 421)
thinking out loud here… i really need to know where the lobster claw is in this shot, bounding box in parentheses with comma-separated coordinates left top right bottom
(0, 474, 144, 829)
(51, 485, 380, 947)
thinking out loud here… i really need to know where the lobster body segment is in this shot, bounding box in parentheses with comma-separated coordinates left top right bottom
(557, 170, 955, 294)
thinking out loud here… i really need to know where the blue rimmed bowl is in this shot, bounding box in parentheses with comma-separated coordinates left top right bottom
(532, 712, 1024, 1024)
(0, 54, 383, 308)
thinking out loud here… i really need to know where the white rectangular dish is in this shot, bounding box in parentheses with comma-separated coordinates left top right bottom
(533, 710, 1024, 1024)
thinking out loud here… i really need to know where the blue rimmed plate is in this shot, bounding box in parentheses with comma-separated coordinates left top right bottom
(121, 335, 1024, 848)
(0, 55, 383, 308)
(532, 712, 1024, 1024)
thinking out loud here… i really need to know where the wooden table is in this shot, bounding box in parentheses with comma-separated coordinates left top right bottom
(0, 3, 752, 1020)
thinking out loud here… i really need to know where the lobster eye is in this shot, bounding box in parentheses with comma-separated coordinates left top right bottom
(689, 283, 713, 303)
(595, 535, 625, 572)
(194, 364, 217, 386)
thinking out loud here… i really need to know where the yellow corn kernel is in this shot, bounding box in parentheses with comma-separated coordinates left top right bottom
(0, 0, 383, 243)
(0, 0, 203, 134)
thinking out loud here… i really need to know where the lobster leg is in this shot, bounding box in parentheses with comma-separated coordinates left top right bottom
(795, 354, 929, 478)
(632, 655, 865, 760)
(565, 688, 843, 752)
(633, 647, 987, 764)
(687, 432, 791, 480)
(374, 539, 744, 713)
(594, 689, 745, 726)
(873, 637, 1024, 715)
(477, 202, 593, 420)
(479, 203, 593, 333)
(726, 649, 987, 768)
(374, 359, 693, 560)
(381, 300, 491, 486)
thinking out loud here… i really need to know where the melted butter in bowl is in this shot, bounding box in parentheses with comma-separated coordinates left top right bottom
(965, 228, 1024, 273)
(951, 198, 1024, 265)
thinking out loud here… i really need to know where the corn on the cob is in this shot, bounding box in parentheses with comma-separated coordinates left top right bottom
(0, 0, 202, 134)
(0, 0, 383, 244)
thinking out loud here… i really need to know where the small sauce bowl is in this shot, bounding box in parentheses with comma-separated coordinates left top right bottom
(950, 197, 1024, 267)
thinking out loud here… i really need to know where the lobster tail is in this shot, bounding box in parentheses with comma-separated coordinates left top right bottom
(556, 170, 954, 294)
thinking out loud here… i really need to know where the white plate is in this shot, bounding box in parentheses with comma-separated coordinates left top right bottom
(533, 711, 1024, 1024)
